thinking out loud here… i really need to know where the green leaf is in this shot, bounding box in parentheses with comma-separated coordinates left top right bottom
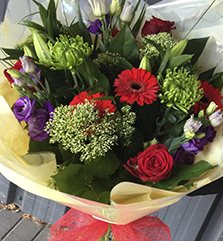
(29, 137, 63, 164)
(199, 67, 216, 82)
(183, 37, 209, 65)
(109, 24, 139, 65)
(153, 160, 214, 190)
(205, 72, 223, 90)
(75, 0, 92, 44)
(98, 191, 110, 204)
(157, 47, 170, 74)
(76, 58, 110, 92)
(20, 20, 47, 33)
(85, 151, 120, 178)
(82, 190, 98, 202)
(32, 0, 48, 28)
(1, 48, 24, 58)
(53, 164, 93, 196)
(131, 3, 146, 37)
(167, 54, 193, 70)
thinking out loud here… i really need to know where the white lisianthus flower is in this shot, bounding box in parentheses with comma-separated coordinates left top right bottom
(209, 109, 223, 127)
(88, 0, 106, 19)
(184, 114, 202, 139)
(120, 1, 133, 23)
(20, 55, 35, 74)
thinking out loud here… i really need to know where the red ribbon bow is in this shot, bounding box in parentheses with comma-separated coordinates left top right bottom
(48, 208, 171, 241)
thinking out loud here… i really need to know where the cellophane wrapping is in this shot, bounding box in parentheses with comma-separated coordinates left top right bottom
(0, 0, 223, 224)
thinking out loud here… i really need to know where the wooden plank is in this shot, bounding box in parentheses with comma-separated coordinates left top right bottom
(0, 209, 23, 240)
(2, 218, 43, 241)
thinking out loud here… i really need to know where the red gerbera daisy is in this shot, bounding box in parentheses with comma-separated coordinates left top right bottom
(192, 80, 223, 114)
(113, 68, 160, 106)
(70, 91, 116, 116)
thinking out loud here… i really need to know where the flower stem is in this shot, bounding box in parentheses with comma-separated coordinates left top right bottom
(183, 0, 216, 39)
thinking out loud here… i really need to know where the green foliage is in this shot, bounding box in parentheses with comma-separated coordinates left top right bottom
(109, 24, 139, 65)
(183, 37, 209, 65)
(153, 161, 214, 190)
(52, 164, 93, 196)
(85, 150, 120, 178)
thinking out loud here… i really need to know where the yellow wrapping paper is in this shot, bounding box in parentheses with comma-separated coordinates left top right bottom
(1, 0, 223, 225)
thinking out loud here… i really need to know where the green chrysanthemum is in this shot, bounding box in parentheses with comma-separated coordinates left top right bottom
(140, 32, 178, 65)
(158, 67, 204, 113)
(47, 35, 93, 70)
(45, 102, 135, 162)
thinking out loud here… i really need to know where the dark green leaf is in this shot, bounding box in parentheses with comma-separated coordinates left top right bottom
(1, 48, 24, 58)
(205, 72, 223, 90)
(183, 37, 209, 65)
(76, 58, 110, 92)
(98, 191, 110, 204)
(32, 0, 48, 27)
(53, 164, 93, 195)
(109, 24, 139, 65)
(82, 190, 98, 202)
(85, 151, 120, 178)
(199, 67, 216, 82)
(76, 0, 92, 44)
(153, 160, 214, 190)
(29, 137, 63, 164)
(157, 47, 170, 74)
(131, 3, 146, 37)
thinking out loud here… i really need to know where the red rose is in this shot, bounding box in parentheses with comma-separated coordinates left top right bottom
(123, 144, 174, 182)
(141, 16, 175, 36)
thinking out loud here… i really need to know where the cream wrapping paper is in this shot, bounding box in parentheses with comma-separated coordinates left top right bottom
(0, 0, 223, 225)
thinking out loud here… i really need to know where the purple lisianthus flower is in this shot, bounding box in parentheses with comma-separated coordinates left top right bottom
(203, 125, 216, 144)
(171, 147, 194, 165)
(182, 137, 206, 155)
(13, 96, 35, 122)
(182, 125, 216, 155)
(28, 101, 54, 141)
(87, 13, 110, 34)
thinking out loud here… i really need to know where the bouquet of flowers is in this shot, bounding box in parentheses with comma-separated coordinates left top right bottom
(1, 0, 223, 239)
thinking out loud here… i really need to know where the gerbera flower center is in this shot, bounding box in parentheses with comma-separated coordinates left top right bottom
(129, 81, 145, 93)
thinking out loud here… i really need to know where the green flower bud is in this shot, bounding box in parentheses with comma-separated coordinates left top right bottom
(206, 101, 218, 115)
(32, 30, 52, 65)
(7, 69, 23, 78)
(169, 39, 188, 58)
(109, 0, 122, 16)
(23, 44, 36, 59)
(184, 129, 195, 139)
(139, 56, 151, 72)
(198, 109, 204, 118)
